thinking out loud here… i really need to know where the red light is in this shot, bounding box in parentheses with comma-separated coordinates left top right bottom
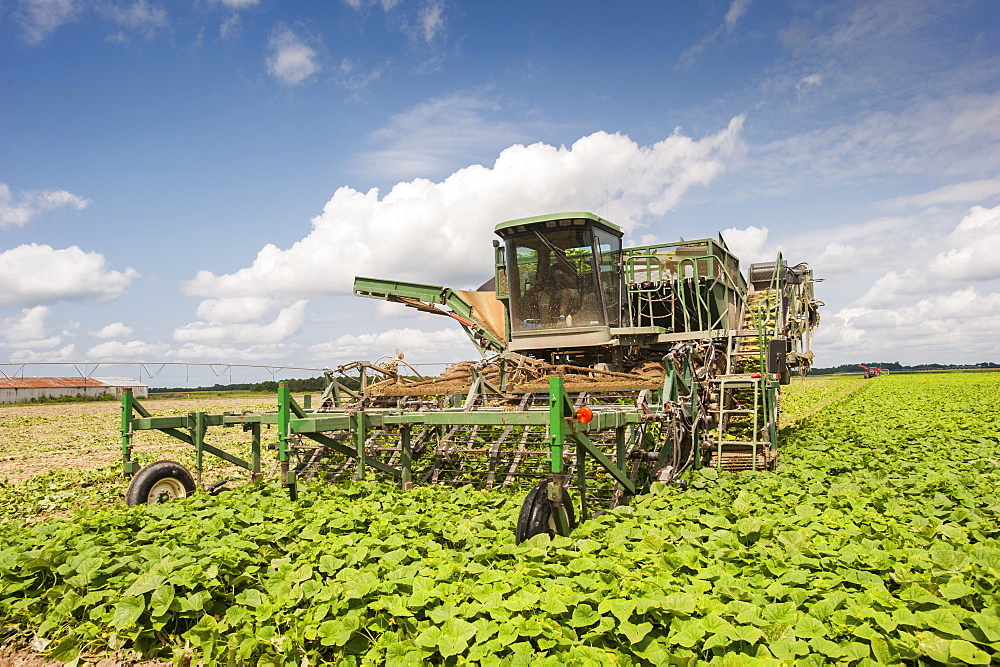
(751, 373, 761, 378)
(575, 406, 593, 424)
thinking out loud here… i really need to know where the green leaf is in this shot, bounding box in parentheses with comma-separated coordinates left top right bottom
(731, 624, 762, 645)
(598, 598, 636, 624)
(319, 614, 362, 647)
(870, 636, 893, 664)
(769, 639, 809, 660)
(810, 637, 845, 658)
(149, 583, 175, 617)
(111, 596, 145, 630)
(793, 614, 826, 639)
(918, 609, 966, 637)
(948, 639, 990, 665)
(939, 580, 976, 600)
(841, 642, 870, 661)
(916, 631, 951, 662)
(972, 613, 1000, 642)
(619, 620, 652, 644)
(670, 618, 705, 648)
(568, 604, 599, 628)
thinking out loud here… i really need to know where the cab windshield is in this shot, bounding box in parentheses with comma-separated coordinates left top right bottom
(504, 225, 621, 332)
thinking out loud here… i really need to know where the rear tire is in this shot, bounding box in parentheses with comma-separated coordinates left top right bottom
(515, 480, 576, 544)
(126, 460, 196, 506)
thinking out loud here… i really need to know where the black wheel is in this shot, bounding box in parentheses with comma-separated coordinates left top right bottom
(515, 480, 576, 544)
(126, 460, 196, 506)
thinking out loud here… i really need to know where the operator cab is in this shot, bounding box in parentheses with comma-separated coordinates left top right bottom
(494, 213, 622, 354)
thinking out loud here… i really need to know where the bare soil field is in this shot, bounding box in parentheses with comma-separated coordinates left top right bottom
(0, 395, 277, 484)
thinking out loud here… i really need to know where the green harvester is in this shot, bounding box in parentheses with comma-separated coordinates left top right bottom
(121, 212, 821, 542)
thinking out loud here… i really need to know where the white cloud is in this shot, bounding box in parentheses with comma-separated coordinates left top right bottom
(928, 205, 1000, 281)
(721, 225, 770, 266)
(878, 178, 1000, 210)
(757, 92, 1000, 189)
(174, 343, 293, 362)
(184, 119, 745, 303)
(724, 0, 751, 32)
(335, 58, 382, 93)
(85, 339, 173, 360)
(361, 91, 530, 179)
(16, 0, 79, 44)
(266, 24, 319, 86)
(795, 73, 822, 96)
(90, 322, 134, 339)
(811, 202, 1000, 365)
(213, 0, 259, 7)
(309, 327, 474, 365)
(416, 0, 445, 45)
(816, 287, 1000, 364)
(0, 183, 90, 229)
(0, 244, 138, 307)
(679, 0, 752, 69)
(98, 0, 168, 36)
(173, 300, 308, 344)
(1, 306, 62, 349)
(195, 296, 278, 324)
(9, 344, 77, 362)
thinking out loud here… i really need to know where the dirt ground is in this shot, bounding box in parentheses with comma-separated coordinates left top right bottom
(0, 396, 277, 484)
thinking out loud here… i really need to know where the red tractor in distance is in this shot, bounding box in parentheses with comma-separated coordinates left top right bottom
(859, 364, 889, 379)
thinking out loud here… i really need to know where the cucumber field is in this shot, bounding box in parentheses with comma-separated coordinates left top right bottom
(1, 371, 999, 665)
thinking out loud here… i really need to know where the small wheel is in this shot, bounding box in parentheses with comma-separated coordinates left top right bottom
(515, 480, 576, 544)
(126, 460, 196, 506)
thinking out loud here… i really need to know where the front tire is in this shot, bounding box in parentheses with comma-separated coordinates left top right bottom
(126, 460, 196, 506)
(515, 480, 576, 544)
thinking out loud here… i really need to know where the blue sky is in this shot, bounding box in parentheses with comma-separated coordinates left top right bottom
(2, 0, 999, 385)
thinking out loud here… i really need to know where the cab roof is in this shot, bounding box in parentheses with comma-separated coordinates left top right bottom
(494, 212, 623, 238)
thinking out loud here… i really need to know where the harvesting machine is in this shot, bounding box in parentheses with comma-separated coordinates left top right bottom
(121, 212, 821, 542)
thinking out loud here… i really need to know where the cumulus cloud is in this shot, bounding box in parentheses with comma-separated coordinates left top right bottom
(0, 244, 138, 307)
(185, 118, 745, 305)
(173, 343, 294, 362)
(816, 287, 1000, 364)
(721, 225, 771, 266)
(0, 183, 90, 229)
(810, 202, 1000, 365)
(195, 297, 279, 324)
(0, 306, 62, 349)
(928, 205, 1000, 282)
(9, 344, 77, 362)
(90, 322, 134, 339)
(309, 327, 474, 365)
(173, 300, 308, 344)
(266, 24, 319, 86)
(85, 339, 173, 360)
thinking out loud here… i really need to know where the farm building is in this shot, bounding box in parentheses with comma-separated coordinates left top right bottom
(0, 376, 148, 404)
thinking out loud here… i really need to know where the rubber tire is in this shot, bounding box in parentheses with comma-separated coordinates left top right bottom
(126, 460, 196, 506)
(515, 480, 576, 544)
